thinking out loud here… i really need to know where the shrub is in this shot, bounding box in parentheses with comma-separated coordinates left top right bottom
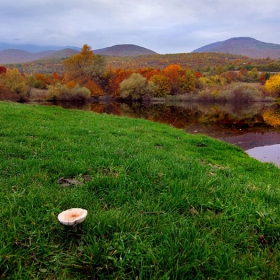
(46, 83, 90, 102)
(197, 88, 217, 102)
(197, 83, 263, 103)
(120, 73, 149, 100)
(0, 68, 29, 101)
(219, 83, 262, 103)
(0, 84, 19, 101)
(71, 85, 91, 101)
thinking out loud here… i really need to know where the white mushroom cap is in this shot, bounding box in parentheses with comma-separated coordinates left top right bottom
(58, 208, 88, 226)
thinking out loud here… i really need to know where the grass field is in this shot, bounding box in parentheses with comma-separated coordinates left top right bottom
(0, 101, 280, 279)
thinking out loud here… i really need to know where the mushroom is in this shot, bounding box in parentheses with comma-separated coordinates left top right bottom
(57, 208, 88, 226)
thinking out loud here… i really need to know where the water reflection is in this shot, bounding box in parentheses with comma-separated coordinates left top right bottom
(247, 144, 280, 167)
(88, 101, 280, 140)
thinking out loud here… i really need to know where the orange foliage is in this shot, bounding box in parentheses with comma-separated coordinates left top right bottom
(223, 71, 238, 84)
(237, 69, 248, 81)
(35, 73, 54, 88)
(85, 80, 104, 97)
(108, 68, 133, 97)
(65, 80, 76, 89)
(136, 68, 161, 80)
(162, 64, 187, 95)
(163, 64, 184, 79)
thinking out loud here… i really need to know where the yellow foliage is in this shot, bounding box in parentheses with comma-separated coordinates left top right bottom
(0, 68, 28, 99)
(263, 109, 280, 127)
(264, 74, 280, 96)
(199, 75, 227, 87)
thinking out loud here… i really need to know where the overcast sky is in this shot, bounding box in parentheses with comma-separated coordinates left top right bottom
(1, 0, 279, 54)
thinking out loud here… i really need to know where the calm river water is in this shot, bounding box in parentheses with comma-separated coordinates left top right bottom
(33, 100, 280, 167)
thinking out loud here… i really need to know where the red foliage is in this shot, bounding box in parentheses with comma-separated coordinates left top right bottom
(195, 72, 202, 78)
(136, 67, 161, 80)
(108, 68, 133, 97)
(0, 66, 7, 74)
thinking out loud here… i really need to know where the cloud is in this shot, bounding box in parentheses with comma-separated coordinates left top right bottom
(0, 0, 279, 53)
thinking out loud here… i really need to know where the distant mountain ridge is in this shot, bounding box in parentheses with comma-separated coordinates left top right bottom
(192, 37, 280, 59)
(0, 43, 80, 52)
(0, 48, 79, 64)
(0, 44, 157, 64)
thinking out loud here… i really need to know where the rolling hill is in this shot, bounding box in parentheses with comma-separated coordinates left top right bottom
(94, 44, 157, 56)
(0, 43, 80, 52)
(0, 48, 80, 64)
(0, 44, 157, 64)
(192, 37, 280, 59)
(38, 48, 79, 60)
(0, 49, 55, 64)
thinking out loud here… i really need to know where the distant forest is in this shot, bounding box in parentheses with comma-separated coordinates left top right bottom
(7, 51, 280, 75)
(1, 44, 280, 103)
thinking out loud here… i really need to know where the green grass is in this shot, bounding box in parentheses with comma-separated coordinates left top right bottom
(1, 101, 280, 279)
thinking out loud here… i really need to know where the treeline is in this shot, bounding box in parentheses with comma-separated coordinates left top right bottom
(1, 44, 280, 103)
(12, 51, 280, 75)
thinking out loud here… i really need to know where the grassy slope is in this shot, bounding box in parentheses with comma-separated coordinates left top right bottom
(0, 102, 280, 279)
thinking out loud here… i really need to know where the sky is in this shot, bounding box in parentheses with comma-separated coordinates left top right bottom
(1, 0, 280, 54)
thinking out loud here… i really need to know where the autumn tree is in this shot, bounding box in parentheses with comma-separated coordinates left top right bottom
(263, 108, 280, 127)
(181, 70, 196, 92)
(149, 75, 171, 97)
(223, 71, 238, 84)
(0, 68, 29, 101)
(0, 66, 7, 74)
(108, 68, 133, 98)
(63, 44, 106, 87)
(259, 72, 270, 85)
(85, 80, 104, 97)
(264, 74, 280, 97)
(136, 67, 161, 80)
(163, 64, 185, 94)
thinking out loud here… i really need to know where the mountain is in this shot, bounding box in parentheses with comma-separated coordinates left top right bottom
(0, 43, 157, 64)
(93, 44, 157, 56)
(40, 48, 79, 60)
(192, 37, 280, 59)
(0, 49, 55, 64)
(0, 43, 80, 52)
(0, 48, 79, 64)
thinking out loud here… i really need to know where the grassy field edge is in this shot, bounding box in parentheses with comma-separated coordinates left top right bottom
(0, 101, 280, 279)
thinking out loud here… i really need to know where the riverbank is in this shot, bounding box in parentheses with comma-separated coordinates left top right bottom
(1, 102, 280, 279)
